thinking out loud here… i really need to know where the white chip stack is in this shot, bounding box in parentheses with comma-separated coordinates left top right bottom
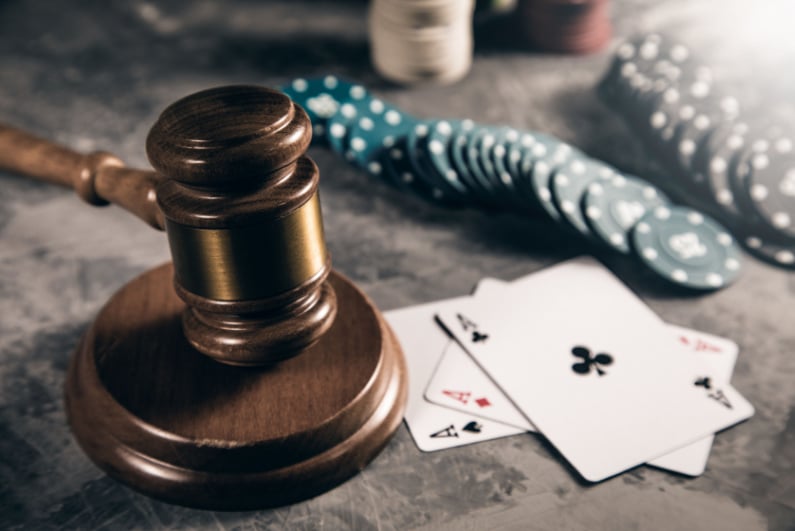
(369, 0, 475, 85)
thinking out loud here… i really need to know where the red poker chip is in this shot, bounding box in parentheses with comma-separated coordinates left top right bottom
(519, 0, 612, 54)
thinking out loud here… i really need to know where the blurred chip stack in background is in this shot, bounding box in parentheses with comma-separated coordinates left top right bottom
(518, 0, 612, 54)
(368, 0, 612, 88)
(369, 0, 476, 85)
(599, 33, 795, 269)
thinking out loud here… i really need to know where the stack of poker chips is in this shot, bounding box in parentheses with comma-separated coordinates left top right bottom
(599, 33, 795, 270)
(283, 75, 744, 291)
(519, 0, 612, 54)
(369, 0, 476, 85)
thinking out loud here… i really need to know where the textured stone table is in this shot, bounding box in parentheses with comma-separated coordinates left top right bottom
(1, 1, 793, 529)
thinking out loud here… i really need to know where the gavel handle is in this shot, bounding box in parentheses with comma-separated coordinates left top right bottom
(0, 123, 165, 230)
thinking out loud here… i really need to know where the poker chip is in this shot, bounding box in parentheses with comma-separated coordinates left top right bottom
(449, 123, 490, 199)
(477, 128, 506, 198)
(630, 206, 742, 290)
(369, 0, 476, 85)
(738, 231, 795, 270)
(281, 76, 368, 145)
(380, 137, 439, 198)
(327, 97, 388, 157)
(424, 120, 472, 197)
(728, 135, 774, 219)
(465, 126, 500, 202)
(520, 139, 577, 222)
(598, 33, 795, 271)
(348, 105, 412, 173)
(583, 174, 670, 253)
(747, 135, 795, 239)
(519, 0, 612, 55)
(703, 121, 748, 216)
(280, 74, 747, 290)
(550, 157, 617, 237)
(507, 131, 542, 180)
(406, 120, 468, 204)
(488, 127, 529, 210)
(672, 111, 714, 185)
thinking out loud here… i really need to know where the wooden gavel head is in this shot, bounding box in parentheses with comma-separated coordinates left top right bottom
(146, 85, 337, 366)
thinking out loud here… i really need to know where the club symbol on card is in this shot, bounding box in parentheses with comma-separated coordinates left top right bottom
(462, 421, 482, 433)
(430, 425, 459, 438)
(694, 377, 713, 389)
(457, 314, 489, 343)
(694, 376, 733, 409)
(471, 331, 489, 343)
(571, 346, 613, 376)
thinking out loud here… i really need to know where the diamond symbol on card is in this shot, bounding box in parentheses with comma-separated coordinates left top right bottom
(475, 397, 492, 408)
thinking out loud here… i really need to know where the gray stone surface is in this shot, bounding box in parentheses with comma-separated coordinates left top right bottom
(1, 0, 793, 529)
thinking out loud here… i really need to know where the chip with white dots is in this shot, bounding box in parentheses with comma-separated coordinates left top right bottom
(582, 175, 670, 254)
(631, 205, 742, 290)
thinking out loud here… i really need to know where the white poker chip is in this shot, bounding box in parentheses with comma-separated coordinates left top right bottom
(369, 0, 475, 85)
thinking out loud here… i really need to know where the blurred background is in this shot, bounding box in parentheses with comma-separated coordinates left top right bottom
(1, 1, 794, 529)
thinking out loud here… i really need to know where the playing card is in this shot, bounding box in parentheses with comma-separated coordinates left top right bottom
(436, 257, 754, 482)
(471, 278, 742, 476)
(424, 339, 537, 431)
(384, 298, 526, 452)
(646, 325, 739, 475)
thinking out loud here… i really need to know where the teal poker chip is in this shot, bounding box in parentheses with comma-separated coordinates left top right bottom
(747, 135, 795, 239)
(505, 131, 538, 178)
(478, 126, 519, 206)
(703, 121, 749, 218)
(424, 120, 472, 197)
(583, 174, 670, 253)
(348, 105, 414, 175)
(380, 137, 437, 197)
(406, 120, 468, 204)
(326, 97, 388, 158)
(519, 140, 577, 223)
(327, 97, 382, 157)
(737, 230, 795, 270)
(550, 157, 617, 237)
(630, 205, 743, 290)
(449, 121, 487, 197)
(281, 76, 368, 145)
(728, 137, 769, 220)
(489, 127, 520, 190)
(489, 127, 529, 209)
(465, 126, 500, 202)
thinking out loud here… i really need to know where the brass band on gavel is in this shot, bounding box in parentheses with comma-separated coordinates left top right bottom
(162, 163, 329, 302)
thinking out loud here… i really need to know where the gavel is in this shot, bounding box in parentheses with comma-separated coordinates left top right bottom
(2, 85, 336, 367)
(0, 85, 407, 510)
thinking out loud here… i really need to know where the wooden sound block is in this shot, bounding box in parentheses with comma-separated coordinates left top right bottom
(64, 263, 408, 511)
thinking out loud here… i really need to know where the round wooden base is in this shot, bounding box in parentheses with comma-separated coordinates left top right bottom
(64, 263, 407, 511)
